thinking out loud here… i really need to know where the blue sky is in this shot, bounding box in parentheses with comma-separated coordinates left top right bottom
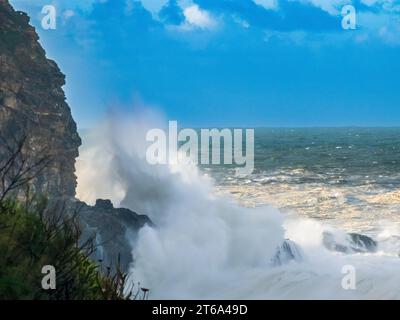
(9, 0, 400, 128)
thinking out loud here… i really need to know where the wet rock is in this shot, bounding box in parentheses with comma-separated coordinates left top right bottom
(95, 199, 114, 211)
(78, 199, 153, 272)
(272, 239, 303, 266)
(348, 233, 377, 252)
(323, 231, 377, 254)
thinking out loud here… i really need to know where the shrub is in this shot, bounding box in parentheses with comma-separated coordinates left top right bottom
(0, 199, 139, 300)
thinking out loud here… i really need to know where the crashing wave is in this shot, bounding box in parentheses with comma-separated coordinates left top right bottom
(76, 114, 400, 299)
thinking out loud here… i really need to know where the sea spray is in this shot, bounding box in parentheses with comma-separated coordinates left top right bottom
(76, 113, 400, 299)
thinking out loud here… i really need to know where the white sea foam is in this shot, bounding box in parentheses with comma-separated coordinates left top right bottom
(76, 113, 400, 299)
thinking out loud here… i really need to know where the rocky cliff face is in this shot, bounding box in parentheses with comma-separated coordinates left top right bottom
(0, 0, 81, 197)
(79, 199, 153, 271)
(0, 0, 150, 272)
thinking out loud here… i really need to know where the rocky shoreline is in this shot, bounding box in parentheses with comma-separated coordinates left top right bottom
(0, 0, 151, 272)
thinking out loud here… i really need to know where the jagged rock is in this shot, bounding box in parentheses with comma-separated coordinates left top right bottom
(322, 231, 377, 254)
(78, 199, 153, 272)
(272, 239, 303, 266)
(95, 199, 114, 211)
(348, 233, 377, 252)
(0, 0, 81, 198)
(0, 0, 152, 273)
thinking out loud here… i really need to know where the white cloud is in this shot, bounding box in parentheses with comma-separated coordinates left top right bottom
(361, 0, 400, 12)
(11, 0, 108, 13)
(232, 15, 250, 28)
(358, 11, 400, 44)
(137, 0, 217, 30)
(138, 0, 168, 18)
(361, 0, 379, 5)
(252, 0, 279, 10)
(126, 0, 218, 31)
(182, 4, 217, 30)
(63, 9, 75, 19)
(53, 0, 107, 12)
(292, 0, 349, 15)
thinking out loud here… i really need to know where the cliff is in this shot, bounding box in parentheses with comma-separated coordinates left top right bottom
(0, 0, 150, 272)
(0, 0, 81, 197)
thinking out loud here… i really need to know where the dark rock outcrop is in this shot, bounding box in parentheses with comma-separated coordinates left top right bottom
(78, 199, 153, 271)
(272, 239, 303, 266)
(95, 199, 114, 211)
(323, 231, 377, 254)
(348, 233, 377, 252)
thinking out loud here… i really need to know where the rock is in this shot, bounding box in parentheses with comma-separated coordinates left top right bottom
(0, 0, 81, 198)
(95, 199, 114, 211)
(0, 0, 153, 273)
(323, 231, 377, 254)
(77, 200, 153, 272)
(348, 233, 377, 252)
(272, 239, 303, 266)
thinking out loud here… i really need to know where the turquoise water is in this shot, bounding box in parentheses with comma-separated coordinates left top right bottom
(208, 128, 400, 233)
(213, 127, 400, 185)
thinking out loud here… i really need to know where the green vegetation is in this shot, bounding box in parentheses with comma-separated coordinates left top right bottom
(0, 134, 139, 300)
(0, 84, 146, 299)
(0, 199, 137, 300)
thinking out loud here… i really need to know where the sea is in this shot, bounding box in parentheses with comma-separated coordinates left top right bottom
(208, 127, 400, 235)
(77, 122, 400, 299)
